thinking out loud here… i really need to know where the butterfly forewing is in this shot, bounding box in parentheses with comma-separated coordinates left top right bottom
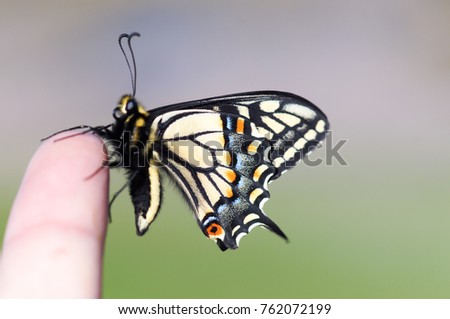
(194, 92, 329, 179)
(147, 91, 329, 250)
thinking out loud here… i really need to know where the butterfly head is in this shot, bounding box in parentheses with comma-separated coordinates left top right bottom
(113, 95, 148, 121)
(109, 95, 149, 141)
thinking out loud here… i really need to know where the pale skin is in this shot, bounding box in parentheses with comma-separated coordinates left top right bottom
(0, 133, 109, 298)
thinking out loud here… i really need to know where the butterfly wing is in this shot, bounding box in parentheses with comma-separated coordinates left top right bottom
(149, 91, 329, 250)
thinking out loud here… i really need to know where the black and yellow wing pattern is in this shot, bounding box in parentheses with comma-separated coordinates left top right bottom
(105, 91, 329, 251)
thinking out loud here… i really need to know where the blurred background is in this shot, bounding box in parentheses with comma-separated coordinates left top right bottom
(1, 0, 449, 298)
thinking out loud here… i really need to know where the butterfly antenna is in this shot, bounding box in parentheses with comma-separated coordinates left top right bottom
(118, 32, 140, 97)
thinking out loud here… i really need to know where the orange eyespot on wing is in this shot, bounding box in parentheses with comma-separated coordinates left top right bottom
(206, 223, 224, 238)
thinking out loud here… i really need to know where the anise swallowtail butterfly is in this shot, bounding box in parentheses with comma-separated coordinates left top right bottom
(45, 33, 329, 251)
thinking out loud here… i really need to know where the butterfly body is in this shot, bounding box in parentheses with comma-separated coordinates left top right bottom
(99, 91, 329, 251)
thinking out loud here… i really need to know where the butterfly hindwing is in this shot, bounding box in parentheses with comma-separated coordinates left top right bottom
(147, 92, 328, 250)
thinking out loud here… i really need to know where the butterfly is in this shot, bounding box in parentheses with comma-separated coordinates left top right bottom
(45, 33, 330, 251)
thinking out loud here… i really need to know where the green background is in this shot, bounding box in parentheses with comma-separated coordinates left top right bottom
(1, 0, 449, 298)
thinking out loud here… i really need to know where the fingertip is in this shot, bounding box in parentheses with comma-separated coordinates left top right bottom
(13, 132, 110, 238)
(0, 132, 109, 297)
